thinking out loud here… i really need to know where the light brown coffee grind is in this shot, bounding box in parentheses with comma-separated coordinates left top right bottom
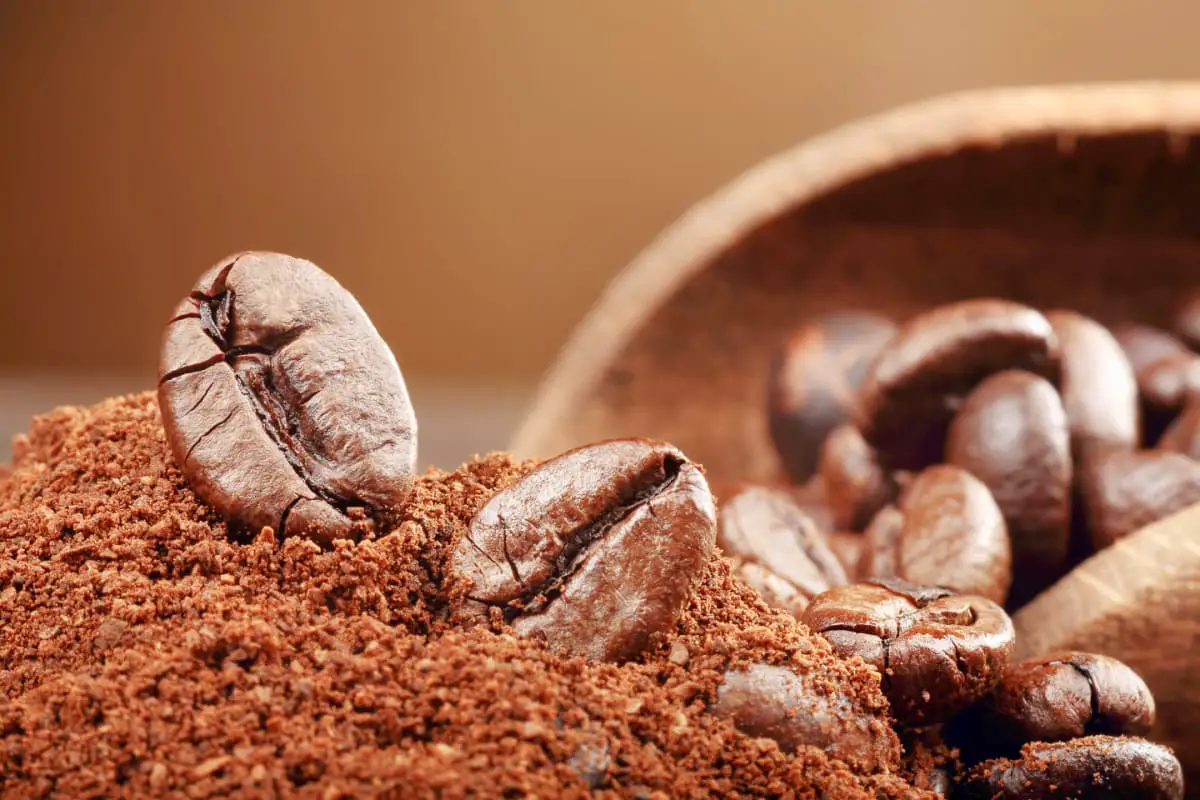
(0, 393, 937, 798)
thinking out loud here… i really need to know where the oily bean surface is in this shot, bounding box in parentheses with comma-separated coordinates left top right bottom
(709, 662, 899, 772)
(766, 312, 897, 483)
(157, 252, 417, 544)
(1080, 447, 1200, 550)
(818, 423, 896, 532)
(960, 736, 1183, 800)
(945, 370, 1071, 608)
(717, 486, 847, 614)
(855, 299, 1058, 471)
(451, 438, 716, 663)
(801, 580, 1014, 725)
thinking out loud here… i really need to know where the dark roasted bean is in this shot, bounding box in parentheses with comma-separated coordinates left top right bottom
(819, 423, 897, 532)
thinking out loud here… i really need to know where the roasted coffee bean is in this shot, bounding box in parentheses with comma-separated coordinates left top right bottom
(789, 477, 837, 533)
(709, 662, 899, 772)
(157, 252, 418, 544)
(1158, 401, 1200, 459)
(766, 312, 897, 483)
(1113, 324, 1198, 446)
(1080, 446, 1200, 550)
(801, 580, 1014, 725)
(959, 736, 1183, 800)
(1113, 323, 1191, 374)
(818, 423, 897, 532)
(1046, 310, 1139, 459)
(1173, 289, 1200, 351)
(717, 486, 847, 614)
(948, 652, 1154, 761)
(859, 465, 1011, 604)
(450, 439, 716, 663)
(729, 561, 807, 616)
(824, 531, 863, 580)
(855, 299, 1058, 471)
(945, 370, 1071, 608)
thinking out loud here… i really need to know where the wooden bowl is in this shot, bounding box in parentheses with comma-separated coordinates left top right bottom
(512, 83, 1200, 780)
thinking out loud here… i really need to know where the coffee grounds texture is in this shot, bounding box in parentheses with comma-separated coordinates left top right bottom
(0, 393, 935, 799)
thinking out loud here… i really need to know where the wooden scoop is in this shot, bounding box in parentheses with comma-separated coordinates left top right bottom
(511, 83, 1200, 779)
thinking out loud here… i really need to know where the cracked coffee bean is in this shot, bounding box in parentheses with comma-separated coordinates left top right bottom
(708, 662, 899, 772)
(854, 299, 1059, 471)
(716, 486, 846, 615)
(1046, 309, 1140, 459)
(766, 311, 896, 483)
(1080, 446, 1200, 550)
(859, 465, 1011, 604)
(158, 252, 418, 544)
(960, 736, 1183, 800)
(818, 423, 897, 532)
(945, 370, 1071, 608)
(947, 652, 1155, 761)
(450, 439, 716, 663)
(801, 579, 1014, 726)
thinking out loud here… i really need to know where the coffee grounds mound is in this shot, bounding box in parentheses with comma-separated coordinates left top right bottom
(0, 393, 934, 798)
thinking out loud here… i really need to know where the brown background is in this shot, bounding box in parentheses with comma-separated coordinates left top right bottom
(2, 2, 1199, 465)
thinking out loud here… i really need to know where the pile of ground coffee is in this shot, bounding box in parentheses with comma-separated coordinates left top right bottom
(0, 393, 935, 798)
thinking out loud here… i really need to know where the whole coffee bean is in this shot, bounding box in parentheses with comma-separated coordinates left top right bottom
(766, 312, 897, 483)
(860, 465, 1011, 604)
(945, 370, 1071, 608)
(824, 531, 863, 580)
(717, 486, 847, 613)
(855, 299, 1058, 471)
(729, 561, 807, 616)
(818, 423, 897, 532)
(450, 439, 716, 662)
(960, 736, 1183, 800)
(1158, 401, 1200, 459)
(709, 662, 899, 772)
(1046, 310, 1139, 459)
(801, 580, 1014, 725)
(949, 652, 1155, 760)
(857, 505, 903, 584)
(1113, 323, 1191, 374)
(157, 252, 418, 544)
(1173, 289, 1200, 351)
(1080, 447, 1200, 550)
(789, 477, 837, 533)
(1113, 324, 1198, 446)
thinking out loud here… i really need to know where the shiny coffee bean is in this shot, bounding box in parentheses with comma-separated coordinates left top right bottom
(818, 424, 897, 532)
(717, 486, 847, 614)
(1158, 401, 1200, 459)
(960, 736, 1184, 800)
(945, 370, 1071, 608)
(767, 312, 897, 483)
(801, 580, 1014, 725)
(709, 662, 899, 772)
(860, 465, 1011, 604)
(1173, 289, 1200, 351)
(450, 439, 716, 662)
(158, 252, 418, 544)
(1080, 447, 1200, 550)
(824, 531, 863, 580)
(855, 299, 1059, 471)
(1046, 310, 1140, 459)
(949, 652, 1154, 761)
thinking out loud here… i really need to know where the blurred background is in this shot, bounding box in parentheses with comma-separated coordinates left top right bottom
(2, 1, 1199, 467)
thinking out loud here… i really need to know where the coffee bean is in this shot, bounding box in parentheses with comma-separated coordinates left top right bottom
(960, 736, 1183, 800)
(1080, 447, 1200, 550)
(157, 252, 418, 544)
(709, 662, 899, 772)
(450, 439, 716, 662)
(788, 477, 837, 533)
(818, 423, 897, 532)
(1158, 401, 1200, 459)
(857, 505, 904, 584)
(1113, 323, 1191, 374)
(766, 312, 897, 483)
(860, 465, 1011, 604)
(801, 580, 1014, 725)
(1046, 310, 1140, 459)
(1173, 289, 1200, 351)
(948, 652, 1155, 761)
(717, 486, 847, 614)
(945, 370, 1071, 608)
(823, 531, 863, 580)
(729, 561, 807, 616)
(855, 299, 1058, 471)
(1113, 324, 1198, 446)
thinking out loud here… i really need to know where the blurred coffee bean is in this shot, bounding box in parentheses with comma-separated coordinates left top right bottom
(451, 439, 716, 662)
(948, 652, 1154, 761)
(801, 580, 1014, 725)
(710, 662, 899, 772)
(1158, 401, 1200, 459)
(824, 531, 863, 580)
(1113, 323, 1191, 373)
(729, 561, 807, 616)
(717, 486, 847, 615)
(945, 370, 1071, 609)
(766, 312, 897, 483)
(1173, 289, 1200, 351)
(1112, 324, 1198, 446)
(860, 465, 1011, 604)
(959, 736, 1183, 800)
(788, 477, 837, 533)
(855, 299, 1058, 471)
(1080, 447, 1200, 551)
(818, 424, 897, 532)
(1046, 310, 1140, 459)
